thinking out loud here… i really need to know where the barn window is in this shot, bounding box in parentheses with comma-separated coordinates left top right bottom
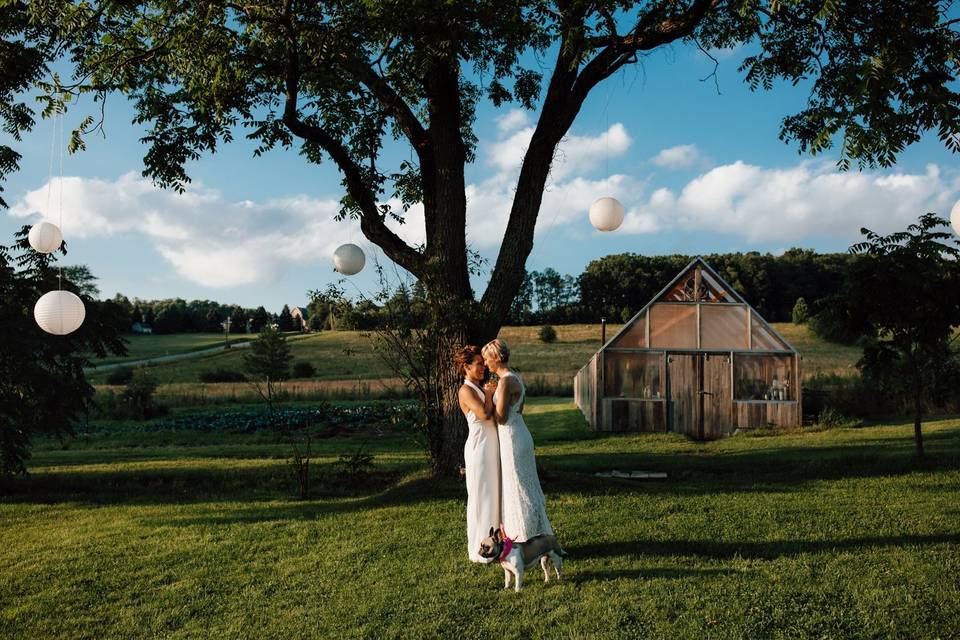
(649, 304, 697, 348)
(735, 354, 796, 400)
(604, 351, 663, 399)
(609, 310, 647, 348)
(700, 304, 748, 349)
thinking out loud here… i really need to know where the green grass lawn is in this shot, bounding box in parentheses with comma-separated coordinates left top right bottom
(88, 323, 860, 386)
(3, 400, 958, 639)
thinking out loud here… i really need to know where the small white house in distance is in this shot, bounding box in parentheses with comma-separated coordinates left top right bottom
(574, 257, 802, 439)
(131, 322, 153, 334)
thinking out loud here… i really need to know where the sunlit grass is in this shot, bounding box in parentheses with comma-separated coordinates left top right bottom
(2, 400, 958, 639)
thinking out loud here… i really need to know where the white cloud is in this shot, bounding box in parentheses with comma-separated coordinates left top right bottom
(622, 161, 957, 243)
(651, 144, 704, 169)
(496, 109, 530, 133)
(9, 172, 365, 288)
(485, 122, 632, 178)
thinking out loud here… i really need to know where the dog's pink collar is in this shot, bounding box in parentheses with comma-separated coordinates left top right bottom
(498, 537, 513, 561)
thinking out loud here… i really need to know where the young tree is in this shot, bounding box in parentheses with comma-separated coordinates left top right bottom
(249, 306, 271, 333)
(277, 304, 295, 332)
(0, 227, 126, 477)
(242, 325, 293, 419)
(21, 0, 960, 475)
(823, 214, 960, 459)
(791, 297, 809, 325)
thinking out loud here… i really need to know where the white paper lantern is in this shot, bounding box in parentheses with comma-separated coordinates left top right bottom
(951, 199, 960, 236)
(34, 290, 86, 335)
(333, 243, 366, 275)
(28, 221, 63, 254)
(589, 197, 624, 232)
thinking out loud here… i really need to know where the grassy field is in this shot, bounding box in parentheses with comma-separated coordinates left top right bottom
(2, 401, 959, 639)
(88, 323, 861, 387)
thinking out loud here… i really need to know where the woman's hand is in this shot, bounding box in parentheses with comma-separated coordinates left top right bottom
(483, 380, 497, 396)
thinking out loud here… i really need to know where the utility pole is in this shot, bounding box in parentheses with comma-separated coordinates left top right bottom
(221, 317, 232, 349)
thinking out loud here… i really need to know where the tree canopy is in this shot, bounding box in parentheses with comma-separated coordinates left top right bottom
(7, 0, 959, 474)
(12, 0, 959, 335)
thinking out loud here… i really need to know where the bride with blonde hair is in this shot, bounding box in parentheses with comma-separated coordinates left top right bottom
(482, 339, 554, 543)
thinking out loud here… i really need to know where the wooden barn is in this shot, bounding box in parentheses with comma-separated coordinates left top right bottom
(574, 257, 801, 438)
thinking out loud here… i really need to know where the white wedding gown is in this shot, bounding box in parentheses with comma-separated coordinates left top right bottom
(463, 379, 501, 563)
(496, 371, 553, 542)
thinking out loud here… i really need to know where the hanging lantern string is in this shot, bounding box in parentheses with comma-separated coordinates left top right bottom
(57, 110, 65, 291)
(46, 108, 57, 219)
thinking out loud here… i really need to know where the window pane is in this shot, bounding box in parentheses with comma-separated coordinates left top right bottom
(700, 304, 748, 349)
(609, 310, 647, 348)
(604, 351, 663, 398)
(751, 315, 789, 350)
(649, 304, 697, 348)
(734, 354, 795, 400)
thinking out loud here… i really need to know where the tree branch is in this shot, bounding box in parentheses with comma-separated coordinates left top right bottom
(279, 2, 425, 277)
(336, 52, 432, 159)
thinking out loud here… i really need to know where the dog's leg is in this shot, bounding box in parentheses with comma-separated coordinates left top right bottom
(503, 568, 511, 590)
(514, 565, 524, 593)
(541, 555, 551, 582)
(550, 551, 562, 580)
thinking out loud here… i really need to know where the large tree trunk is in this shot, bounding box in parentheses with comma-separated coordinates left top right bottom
(430, 313, 497, 477)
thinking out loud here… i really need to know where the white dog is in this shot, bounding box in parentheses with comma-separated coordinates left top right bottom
(478, 527, 566, 592)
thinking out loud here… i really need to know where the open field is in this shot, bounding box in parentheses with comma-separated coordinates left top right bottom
(2, 401, 959, 639)
(88, 323, 862, 388)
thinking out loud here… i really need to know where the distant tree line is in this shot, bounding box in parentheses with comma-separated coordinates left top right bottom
(110, 249, 854, 334)
(109, 295, 301, 335)
(509, 249, 852, 325)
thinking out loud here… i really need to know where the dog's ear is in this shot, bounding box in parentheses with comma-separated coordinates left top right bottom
(488, 527, 495, 538)
(494, 528, 503, 542)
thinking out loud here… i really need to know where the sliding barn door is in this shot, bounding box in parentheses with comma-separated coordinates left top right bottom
(701, 353, 732, 439)
(668, 353, 732, 440)
(667, 354, 700, 438)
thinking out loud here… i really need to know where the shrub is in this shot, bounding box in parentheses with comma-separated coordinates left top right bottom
(120, 367, 166, 420)
(199, 368, 247, 383)
(292, 361, 316, 378)
(105, 366, 135, 386)
(538, 325, 557, 343)
(792, 297, 809, 324)
(335, 444, 375, 479)
(817, 406, 860, 429)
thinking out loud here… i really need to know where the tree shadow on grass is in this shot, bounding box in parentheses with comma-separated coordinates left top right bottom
(570, 566, 737, 584)
(539, 431, 960, 496)
(568, 533, 960, 563)
(138, 472, 467, 527)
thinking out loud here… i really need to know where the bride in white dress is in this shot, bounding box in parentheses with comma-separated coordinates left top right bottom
(482, 339, 554, 543)
(456, 345, 501, 563)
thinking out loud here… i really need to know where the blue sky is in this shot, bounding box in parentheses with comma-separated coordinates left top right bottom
(3, 40, 958, 314)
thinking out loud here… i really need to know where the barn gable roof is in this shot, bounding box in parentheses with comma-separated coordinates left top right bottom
(601, 256, 796, 352)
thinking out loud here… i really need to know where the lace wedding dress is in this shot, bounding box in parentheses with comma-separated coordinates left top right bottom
(463, 379, 501, 563)
(495, 371, 553, 542)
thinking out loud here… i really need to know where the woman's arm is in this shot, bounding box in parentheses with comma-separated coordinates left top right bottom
(493, 376, 518, 424)
(459, 385, 493, 420)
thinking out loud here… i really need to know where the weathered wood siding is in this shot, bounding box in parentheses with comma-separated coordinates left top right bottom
(600, 399, 667, 432)
(735, 401, 800, 429)
(702, 353, 733, 439)
(574, 353, 599, 428)
(668, 354, 700, 438)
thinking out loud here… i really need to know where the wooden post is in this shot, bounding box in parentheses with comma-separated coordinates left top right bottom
(601, 317, 607, 345)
